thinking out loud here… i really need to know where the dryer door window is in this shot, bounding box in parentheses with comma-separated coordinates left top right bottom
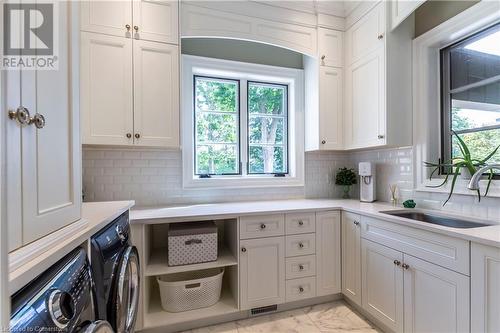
(77, 320, 114, 333)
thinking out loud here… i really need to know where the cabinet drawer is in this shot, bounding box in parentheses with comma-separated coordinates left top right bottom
(361, 216, 470, 275)
(286, 277, 316, 302)
(285, 213, 315, 235)
(286, 233, 316, 257)
(286, 255, 316, 279)
(240, 214, 285, 239)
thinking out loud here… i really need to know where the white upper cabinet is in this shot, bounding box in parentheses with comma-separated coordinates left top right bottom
(318, 28, 343, 68)
(390, 0, 425, 31)
(133, 0, 179, 44)
(133, 40, 179, 147)
(81, 32, 134, 146)
(344, 2, 413, 150)
(81, 0, 178, 44)
(7, 2, 81, 250)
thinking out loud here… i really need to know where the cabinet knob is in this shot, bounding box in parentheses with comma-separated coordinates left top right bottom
(8, 107, 31, 126)
(321, 55, 326, 61)
(378, 34, 384, 40)
(353, 221, 360, 226)
(134, 25, 139, 32)
(135, 133, 140, 139)
(402, 263, 410, 270)
(125, 24, 131, 31)
(378, 135, 385, 139)
(299, 264, 304, 271)
(32, 113, 46, 129)
(321, 140, 326, 144)
(298, 220, 304, 226)
(126, 133, 132, 139)
(298, 242, 304, 249)
(393, 260, 401, 266)
(260, 223, 266, 229)
(241, 247, 247, 253)
(299, 287, 304, 293)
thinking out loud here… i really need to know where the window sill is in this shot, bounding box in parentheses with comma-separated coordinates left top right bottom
(183, 175, 304, 189)
(416, 178, 500, 199)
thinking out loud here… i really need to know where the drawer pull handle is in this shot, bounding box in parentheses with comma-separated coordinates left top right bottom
(393, 260, 401, 266)
(298, 242, 304, 249)
(298, 220, 304, 226)
(299, 287, 304, 293)
(241, 247, 247, 253)
(260, 223, 266, 229)
(402, 263, 410, 270)
(185, 239, 202, 245)
(299, 264, 304, 271)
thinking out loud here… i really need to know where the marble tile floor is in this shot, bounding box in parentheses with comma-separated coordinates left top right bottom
(181, 300, 382, 333)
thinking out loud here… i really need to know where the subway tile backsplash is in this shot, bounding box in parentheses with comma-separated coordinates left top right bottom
(83, 146, 500, 220)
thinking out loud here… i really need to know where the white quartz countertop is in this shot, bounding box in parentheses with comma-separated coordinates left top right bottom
(131, 199, 500, 248)
(9, 200, 135, 295)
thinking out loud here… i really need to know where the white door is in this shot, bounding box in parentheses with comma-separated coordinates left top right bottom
(318, 28, 343, 68)
(362, 239, 403, 332)
(316, 211, 341, 296)
(132, 0, 178, 44)
(81, 32, 134, 145)
(345, 46, 385, 149)
(81, 1, 133, 38)
(21, 2, 81, 244)
(471, 243, 500, 333)
(240, 236, 285, 310)
(341, 212, 361, 305)
(403, 254, 469, 333)
(319, 67, 343, 150)
(133, 40, 179, 147)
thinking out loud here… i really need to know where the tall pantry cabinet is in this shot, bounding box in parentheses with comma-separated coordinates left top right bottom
(5, 2, 81, 251)
(80, 0, 179, 147)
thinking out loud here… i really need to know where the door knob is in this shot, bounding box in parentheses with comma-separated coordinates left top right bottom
(298, 220, 304, 226)
(241, 247, 247, 253)
(402, 263, 410, 270)
(299, 287, 304, 293)
(299, 264, 304, 271)
(126, 133, 132, 139)
(393, 260, 401, 266)
(260, 223, 266, 229)
(321, 55, 326, 61)
(8, 107, 31, 126)
(321, 140, 326, 144)
(378, 34, 384, 40)
(378, 135, 385, 139)
(298, 242, 304, 248)
(135, 133, 140, 139)
(125, 24, 131, 31)
(134, 26, 139, 32)
(32, 113, 46, 129)
(353, 221, 360, 226)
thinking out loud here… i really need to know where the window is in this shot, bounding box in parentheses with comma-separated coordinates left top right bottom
(182, 55, 304, 188)
(441, 22, 500, 169)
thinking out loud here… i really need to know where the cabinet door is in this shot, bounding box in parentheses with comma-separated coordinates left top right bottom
(240, 237, 285, 310)
(81, 1, 132, 38)
(471, 243, 500, 332)
(390, 0, 425, 31)
(132, 0, 178, 44)
(133, 40, 179, 147)
(21, 2, 81, 244)
(362, 239, 403, 332)
(403, 254, 469, 333)
(316, 211, 341, 296)
(319, 67, 343, 150)
(81, 32, 134, 145)
(318, 28, 343, 68)
(345, 47, 385, 149)
(341, 212, 361, 305)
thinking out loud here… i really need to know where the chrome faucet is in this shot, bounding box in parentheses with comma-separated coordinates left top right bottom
(468, 164, 500, 190)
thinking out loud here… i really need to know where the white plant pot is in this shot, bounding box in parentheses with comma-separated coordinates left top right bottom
(459, 167, 473, 180)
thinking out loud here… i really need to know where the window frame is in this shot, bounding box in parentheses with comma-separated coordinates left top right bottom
(181, 55, 304, 189)
(440, 23, 500, 176)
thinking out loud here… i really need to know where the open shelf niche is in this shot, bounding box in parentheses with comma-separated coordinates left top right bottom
(141, 218, 240, 329)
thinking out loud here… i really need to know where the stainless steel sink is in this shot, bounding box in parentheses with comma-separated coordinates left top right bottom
(381, 211, 492, 229)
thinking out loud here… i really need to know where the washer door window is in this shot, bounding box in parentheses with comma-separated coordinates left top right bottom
(77, 320, 114, 333)
(111, 246, 140, 333)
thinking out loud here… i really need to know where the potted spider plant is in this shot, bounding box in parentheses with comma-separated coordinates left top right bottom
(424, 131, 499, 205)
(335, 167, 358, 199)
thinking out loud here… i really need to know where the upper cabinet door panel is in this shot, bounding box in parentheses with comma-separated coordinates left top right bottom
(81, 32, 134, 145)
(318, 28, 343, 68)
(81, 1, 132, 38)
(346, 3, 385, 65)
(133, 0, 179, 44)
(390, 0, 425, 31)
(133, 40, 179, 147)
(319, 67, 343, 149)
(21, 2, 81, 245)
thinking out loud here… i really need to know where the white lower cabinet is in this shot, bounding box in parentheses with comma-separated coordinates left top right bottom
(316, 211, 341, 296)
(285, 277, 316, 302)
(471, 243, 500, 332)
(240, 236, 285, 310)
(341, 212, 362, 306)
(361, 238, 470, 333)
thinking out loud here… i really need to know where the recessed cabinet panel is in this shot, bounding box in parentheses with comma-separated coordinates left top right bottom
(319, 67, 343, 149)
(341, 212, 362, 305)
(133, 41, 179, 147)
(285, 233, 315, 257)
(81, 32, 134, 145)
(240, 214, 285, 239)
(318, 28, 343, 68)
(316, 211, 341, 296)
(240, 237, 285, 310)
(81, 1, 132, 38)
(133, 0, 179, 44)
(361, 239, 404, 332)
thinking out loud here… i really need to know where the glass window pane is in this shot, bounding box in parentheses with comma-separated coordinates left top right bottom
(196, 144, 239, 175)
(194, 76, 239, 175)
(452, 128, 500, 164)
(450, 23, 500, 90)
(247, 82, 288, 174)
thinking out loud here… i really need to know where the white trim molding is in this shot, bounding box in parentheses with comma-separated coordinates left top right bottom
(181, 55, 305, 189)
(412, 1, 500, 198)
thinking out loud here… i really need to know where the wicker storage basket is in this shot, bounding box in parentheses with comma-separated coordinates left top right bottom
(157, 268, 224, 312)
